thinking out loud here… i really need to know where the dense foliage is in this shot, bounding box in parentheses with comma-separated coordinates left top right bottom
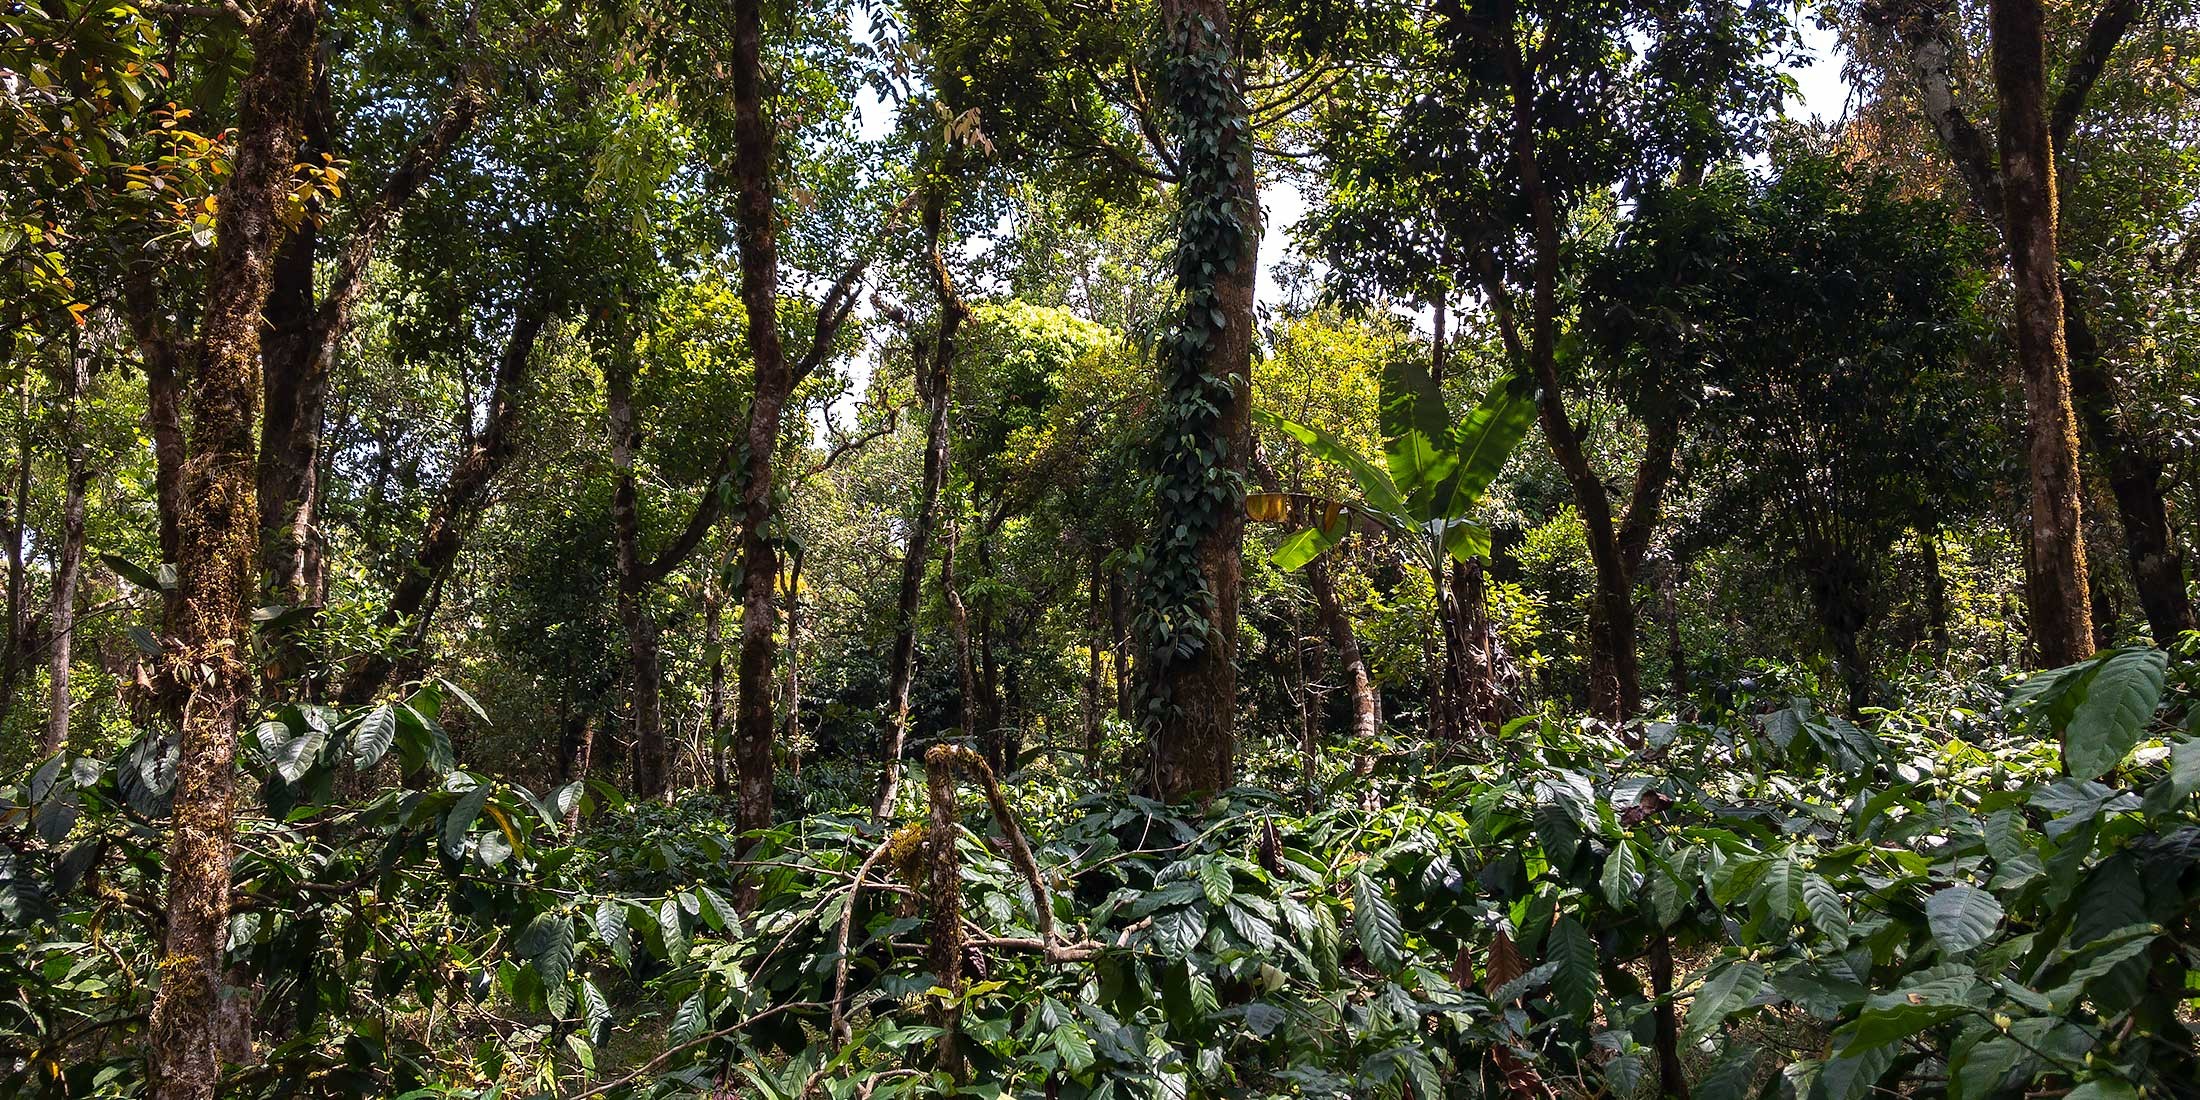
(4, 0, 2199, 1096)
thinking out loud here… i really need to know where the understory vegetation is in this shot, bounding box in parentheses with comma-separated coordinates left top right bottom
(6, 0, 2200, 1097)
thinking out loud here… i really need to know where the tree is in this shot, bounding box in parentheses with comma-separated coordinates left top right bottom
(1139, 0, 1260, 800)
(1994, 0, 2095, 663)
(144, 4, 319, 1096)
(1581, 153, 1993, 713)
(1302, 0, 1795, 721)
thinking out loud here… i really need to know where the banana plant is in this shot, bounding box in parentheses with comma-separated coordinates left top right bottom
(1251, 355, 1536, 576)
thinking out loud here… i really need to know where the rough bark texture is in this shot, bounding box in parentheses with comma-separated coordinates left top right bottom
(1148, 0, 1258, 802)
(874, 191, 967, 819)
(1880, 0, 2184, 645)
(1, 377, 33, 729)
(340, 304, 546, 704)
(706, 572, 729, 796)
(1992, 0, 2095, 666)
(942, 515, 982, 744)
(730, 0, 789, 843)
(44, 350, 90, 757)
(923, 744, 967, 1079)
(148, 3, 318, 1096)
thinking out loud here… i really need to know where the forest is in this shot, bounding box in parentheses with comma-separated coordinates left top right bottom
(4, 0, 2200, 1097)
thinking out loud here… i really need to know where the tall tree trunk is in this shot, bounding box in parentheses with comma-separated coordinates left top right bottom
(1108, 570, 1131, 720)
(0, 371, 31, 733)
(605, 323, 667, 799)
(706, 567, 729, 796)
(1083, 558, 1104, 772)
(2064, 306, 2192, 644)
(975, 537, 1005, 772)
(730, 0, 790, 844)
(1922, 531, 1952, 651)
(44, 348, 90, 757)
(1992, 0, 2095, 666)
(148, 3, 318, 1096)
(1145, 0, 1258, 801)
(781, 551, 804, 782)
(1488, 26, 1673, 724)
(340, 304, 547, 703)
(874, 188, 966, 819)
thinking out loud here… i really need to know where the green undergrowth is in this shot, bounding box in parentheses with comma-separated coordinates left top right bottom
(5, 647, 2200, 1098)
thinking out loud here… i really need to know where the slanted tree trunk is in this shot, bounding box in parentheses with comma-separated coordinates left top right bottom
(340, 303, 546, 704)
(1108, 570, 1131, 720)
(729, 0, 790, 843)
(1308, 555, 1378, 759)
(942, 513, 981, 741)
(1145, 0, 1258, 801)
(44, 347, 90, 757)
(875, 188, 966, 819)
(148, 3, 319, 1096)
(1992, 0, 2095, 666)
(1488, 26, 1676, 725)
(258, 71, 480, 611)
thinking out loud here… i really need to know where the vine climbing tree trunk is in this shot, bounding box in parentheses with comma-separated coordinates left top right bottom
(148, 2, 319, 1096)
(1143, 0, 1258, 802)
(1992, 0, 2095, 666)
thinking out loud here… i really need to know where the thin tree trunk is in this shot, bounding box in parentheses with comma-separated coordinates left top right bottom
(706, 567, 729, 796)
(605, 321, 667, 799)
(0, 370, 31, 732)
(1145, 0, 1258, 802)
(730, 0, 790, 846)
(874, 188, 966, 819)
(1308, 555, 1378, 761)
(2065, 307, 2193, 644)
(340, 303, 547, 704)
(1992, 0, 2095, 666)
(942, 514, 981, 742)
(1922, 531, 1952, 651)
(1084, 558, 1104, 772)
(148, 3, 318, 1095)
(1108, 570, 1131, 720)
(781, 551, 804, 780)
(44, 347, 90, 757)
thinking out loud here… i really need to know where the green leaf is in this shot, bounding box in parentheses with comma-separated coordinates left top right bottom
(1949, 1034, 2027, 1100)
(1352, 870, 1403, 974)
(2028, 648, 2168, 779)
(1379, 1043, 1443, 1100)
(1546, 915, 1598, 1022)
(2064, 1081, 2140, 1100)
(696, 885, 742, 936)
(443, 783, 491, 861)
(1801, 874, 1851, 946)
(1197, 858, 1233, 907)
(352, 705, 399, 770)
(669, 990, 706, 1044)
(1684, 960, 1765, 1045)
(594, 899, 631, 967)
(1833, 970, 1979, 1055)
(269, 722, 325, 784)
(1602, 840, 1644, 909)
(1435, 373, 1536, 520)
(1257, 408, 1406, 516)
(1926, 885, 2003, 954)
(1378, 353, 1460, 518)
(659, 896, 688, 964)
(1056, 1021, 1095, 1075)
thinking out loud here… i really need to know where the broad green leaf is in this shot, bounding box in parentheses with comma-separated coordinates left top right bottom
(594, 899, 631, 967)
(1352, 870, 1403, 974)
(352, 705, 399, 770)
(1378, 352, 1460, 517)
(1435, 373, 1536, 520)
(443, 783, 491, 861)
(1601, 840, 1643, 909)
(1684, 960, 1765, 1045)
(1926, 885, 2003, 954)
(1800, 874, 1850, 946)
(2030, 648, 2168, 779)
(1257, 408, 1407, 516)
(1546, 916, 1598, 1022)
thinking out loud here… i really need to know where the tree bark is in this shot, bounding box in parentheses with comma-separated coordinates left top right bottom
(0, 370, 31, 733)
(1146, 0, 1258, 801)
(874, 189, 967, 819)
(1108, 570, 1131, 720)
(730, 0, 789, 844)
(942, 513, 981, 742)
(148, 3, 318, 1096)
(1992, 0, 2096, 666)
(339, 302, 547, 704)
(44, 347, 90, 758)
(705, 565, 729, 796)
(1083, 558, 1105, 771)
(605, 320, 667, 799)
(1308, 555, 1378, 747)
